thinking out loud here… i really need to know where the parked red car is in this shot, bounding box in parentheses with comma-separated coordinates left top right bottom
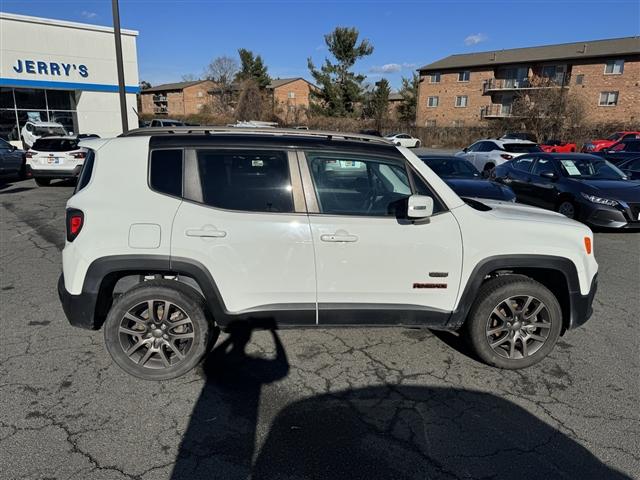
(540, 140, 577, 153)
(582, 131, 640, 152)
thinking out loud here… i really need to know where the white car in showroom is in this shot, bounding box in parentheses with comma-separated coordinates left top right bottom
(25, 136, 88, 186)
(456, 138, 543, 174)
(20, 121, 68, 149)
(385, 133, 421, 148)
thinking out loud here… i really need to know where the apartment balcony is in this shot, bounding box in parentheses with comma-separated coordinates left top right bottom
(483, 74, 569, 94)
(480, 104, 517, 119)
(153, 94, 168, 102)
(153, 106, 168, 114)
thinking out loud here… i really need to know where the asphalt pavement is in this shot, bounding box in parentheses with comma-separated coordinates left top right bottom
(1, 177, 638, 480)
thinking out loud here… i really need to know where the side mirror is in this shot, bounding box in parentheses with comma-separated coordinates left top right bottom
(462, 147, 468, 153)
(407, 194, 434, 219)
(540, 171, 558, 180)
(11, 145, 17, 151)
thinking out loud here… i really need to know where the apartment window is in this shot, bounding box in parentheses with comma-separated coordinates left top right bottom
(575, 74, 584, 85)
(427, 96, 439, 107)
(455, 96, 468, 108)
(429, 73, 441, 83)
(458, 71, 470, 82)
(425, 120, 437, 127)
(452, 120, 465, 128)
(599, 91, 619, 106)
(604, 59, 624, 75)
(288, 91, 295, 99)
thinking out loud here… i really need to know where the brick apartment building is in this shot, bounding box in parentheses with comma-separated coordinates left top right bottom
(416, 37, 640, 128)
(140, 77, 315, 122)
(139, 80, 215, 116)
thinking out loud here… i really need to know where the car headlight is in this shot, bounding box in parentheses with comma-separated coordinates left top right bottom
(581, 193, 618, 207)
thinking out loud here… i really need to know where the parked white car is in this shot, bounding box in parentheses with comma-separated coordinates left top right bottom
(25, 136, 88, 186)
(58, 127, 598, 380)
(20, 121, 68, 149)
(456, 139, 543, 174)
(385, 133, 421, 148)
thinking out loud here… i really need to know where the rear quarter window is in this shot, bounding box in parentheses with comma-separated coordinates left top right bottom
(149, 149, 183, 197)
(75, 150, 95, 192)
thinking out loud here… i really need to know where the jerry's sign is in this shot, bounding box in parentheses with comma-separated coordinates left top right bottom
(12, 59, 89, 78)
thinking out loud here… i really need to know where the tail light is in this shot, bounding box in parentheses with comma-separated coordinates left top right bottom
(500, 154, 514, 160)
(71, 151, 86, 159)
(66, 209, 84, 242)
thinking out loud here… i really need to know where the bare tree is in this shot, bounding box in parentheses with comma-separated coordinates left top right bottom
(181, 73, 199, 82)
(205, 56, 240, 115)
(235, 79, 265, 121)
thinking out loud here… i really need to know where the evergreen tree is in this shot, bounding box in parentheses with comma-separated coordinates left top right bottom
(308, 27, 374, 117)
(236, 49, 271, 89)
(397, 73, 419, 125)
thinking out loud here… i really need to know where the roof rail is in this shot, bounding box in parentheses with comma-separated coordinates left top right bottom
(120, 126, 393, 145)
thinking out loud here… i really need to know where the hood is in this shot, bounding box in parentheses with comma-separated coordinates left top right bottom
(444, 178, 515, 201)
(573, 179, 640, 203)
(478, 199, 584, 227)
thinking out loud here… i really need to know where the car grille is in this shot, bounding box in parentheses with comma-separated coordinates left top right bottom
(628, 203, 640, 222)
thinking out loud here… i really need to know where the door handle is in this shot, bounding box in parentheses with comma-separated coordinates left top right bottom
(321, 232, 358, 243)
(186, 228, 227, 238)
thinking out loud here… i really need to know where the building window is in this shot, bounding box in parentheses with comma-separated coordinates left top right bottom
(599, 91, 619, 106)
(429, 73, 441, 83)
(455, 96, 468, 108)
(458, 71, 470, 82)
(452, 120, 465, 128)
(604, 59, 624, 75)
(427, 96, 439, 107)
(425, 120, 437, 127)
(575, 74, 584, 85)
(197, 91, 204, 97)
(288, 91, 296, 99)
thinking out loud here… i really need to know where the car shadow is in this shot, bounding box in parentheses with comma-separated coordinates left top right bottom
(171, 322, 630, 480)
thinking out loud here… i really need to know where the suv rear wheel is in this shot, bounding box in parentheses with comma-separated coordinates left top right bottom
(104, 280, 214, 380)
(463, 275, 562, 369)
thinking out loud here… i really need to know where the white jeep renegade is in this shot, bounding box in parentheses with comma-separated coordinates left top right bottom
(58, 127, 598, 380)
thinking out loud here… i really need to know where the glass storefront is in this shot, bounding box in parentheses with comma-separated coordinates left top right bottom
(0, 87, 79, 143)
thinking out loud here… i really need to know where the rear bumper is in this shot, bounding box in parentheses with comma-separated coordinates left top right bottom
(27, 165, 82, 178)
(58, 274, 100, 329)
(567, 274, 597, 330)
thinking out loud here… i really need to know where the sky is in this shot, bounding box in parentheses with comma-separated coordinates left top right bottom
(2, 0, 639, 90)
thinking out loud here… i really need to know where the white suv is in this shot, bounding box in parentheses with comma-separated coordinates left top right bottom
(456, 138, 542, 174)
(58, 127, 598, 380)
(26, 137, 88, 186)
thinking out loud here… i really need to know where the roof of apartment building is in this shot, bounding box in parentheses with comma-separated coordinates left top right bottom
(268, 77, 315, 89)
(388, 92, 403, 102)
(419, 36, 640, 72)
(141, 80, 212, 93)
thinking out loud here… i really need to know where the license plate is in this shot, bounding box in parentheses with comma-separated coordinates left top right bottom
(47, 157, 62, 165)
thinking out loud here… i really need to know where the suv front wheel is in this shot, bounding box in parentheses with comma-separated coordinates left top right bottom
(464, 275, 562, 369)
(104, 280, 214, 380)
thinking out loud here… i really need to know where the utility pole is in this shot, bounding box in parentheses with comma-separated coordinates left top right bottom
(112, 0, 128, 133)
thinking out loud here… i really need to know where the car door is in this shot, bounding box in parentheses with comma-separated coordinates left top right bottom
(503, 155, 535, 203)
(171, 146, 317, 325)
(460, 141, 480, 166)
(528, 156, 560, 209)
(0, 140, 21, 172)
(300, 149, 463, 326)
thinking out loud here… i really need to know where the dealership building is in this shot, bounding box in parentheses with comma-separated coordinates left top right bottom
(0, 12, 139, 145)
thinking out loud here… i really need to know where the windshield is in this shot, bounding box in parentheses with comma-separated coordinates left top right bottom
(34, 126, 67, 136)
(503, 143, 543, 153)
(32, 138, 79, 152)
(606, 132, 623, 141)
(559, 158, 626, 180)
(422, 157, 480, 178)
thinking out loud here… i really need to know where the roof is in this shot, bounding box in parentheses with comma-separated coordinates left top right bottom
(419, 36, 640, 71)
(141, 80, 211, 93)
(0, 11, 138, 36)
(268, 77, 315, 89)
(388, 92, 403, 101)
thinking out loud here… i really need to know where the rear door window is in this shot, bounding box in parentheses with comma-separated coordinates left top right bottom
(193, 150, 293, 213)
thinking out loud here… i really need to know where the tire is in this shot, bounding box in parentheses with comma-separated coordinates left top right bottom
(482, 163, 495, 178)
(463, 275, 562, 369)
(34, 178, 51, 186)
(414, 140, 421, 148)
(556, 199, 577, 219)
(103, 279, 214, 380)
